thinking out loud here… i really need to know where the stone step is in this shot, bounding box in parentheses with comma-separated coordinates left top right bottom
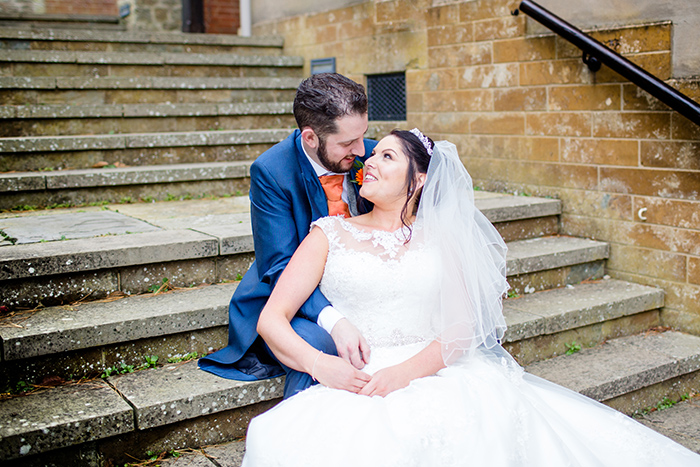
(526, 330, 700, 415)
(0, 280, 668, 465)
(0, 13, 126, 31)
(0, 49, 304, 78)
(0, 193, 571, 309)
(0, 159, 259, 210)
(0, 275, 659, 389)
(0, 27, 285, 55)
(0, 360, 281, 466)
(637, 394, 700, 454)
(0, 76, 302, 106)
(0, 125, 290, 173)
(0, 102, 294, 137)
(503, 278, 664, 365)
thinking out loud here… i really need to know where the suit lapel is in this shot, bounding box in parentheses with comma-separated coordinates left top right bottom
(295, 134, 328, 220)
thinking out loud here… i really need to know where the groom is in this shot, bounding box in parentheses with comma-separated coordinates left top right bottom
(199, 73, 377, 399)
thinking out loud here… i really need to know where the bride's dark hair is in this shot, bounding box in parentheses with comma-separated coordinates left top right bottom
(390, 129, 434, 239)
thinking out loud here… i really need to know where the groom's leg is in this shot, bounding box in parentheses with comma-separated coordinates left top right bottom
(274, 317, 338, 399)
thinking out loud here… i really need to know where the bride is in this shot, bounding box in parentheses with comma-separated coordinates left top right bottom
(242, 129, 699, 466)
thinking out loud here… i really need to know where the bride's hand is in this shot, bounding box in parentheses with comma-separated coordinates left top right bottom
(358, 365, 411, 397)
(314, 353, 371, 393)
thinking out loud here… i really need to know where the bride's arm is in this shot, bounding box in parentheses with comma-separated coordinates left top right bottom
(257, 227, 371, 393)
(358, 340, 445, 397)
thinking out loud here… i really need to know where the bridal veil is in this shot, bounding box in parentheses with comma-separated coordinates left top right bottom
(411, 140, 509, 364)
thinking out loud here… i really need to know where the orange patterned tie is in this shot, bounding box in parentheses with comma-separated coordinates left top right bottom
(318, 174, 350, 218)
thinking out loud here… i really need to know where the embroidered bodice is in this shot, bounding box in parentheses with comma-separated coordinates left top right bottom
(311, 216, 440, 348)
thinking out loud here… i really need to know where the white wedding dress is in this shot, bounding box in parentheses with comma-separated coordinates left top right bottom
(242, 216, 699, 466)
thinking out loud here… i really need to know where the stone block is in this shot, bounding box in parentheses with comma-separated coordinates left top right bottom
(494, 87, 547, 111)
(492, 36, 556, 63)
(216, 254, 255, 282)
(506, 260, 605, 297)
(561, 138, 638, 165)
(118, 258, 219, 294)
(593, 111, 671, 139)
(427, 4, 460, 27)
(672, 113, 700, 141)
(0, 172, 45, 191)
(520, 59, 591, 86)
(0, 283, 236, 360)
(0, 381, 134, 462)
(641, 141, 700, 171)
(600, 166, 700, 200)
(526, 112, 592, 137)
(548, 84, 622, 111)
(459, 63, 518, 89)
(631, 197, 700, 231)
(0, 134, 125, 153)
(0, 269, 120, 311)
(110, 360, 283, 429)
(495, 216, 559, 242)
(556, 23, 671, 60)
(427, 23, 473, 47)
(460, 0, 513, 22)
(637, 396, 700, 453)
(473, 15, 526, 42)
(608, 243, 687, 282)
(471, 113, 524, 135)
(428, 42, 491, 68)
(0, 229, 218, 281)
(622, 84, 669, 111)
(0, 76, 57, 89)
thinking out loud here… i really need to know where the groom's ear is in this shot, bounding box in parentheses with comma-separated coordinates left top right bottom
(301, 127, 319, 150)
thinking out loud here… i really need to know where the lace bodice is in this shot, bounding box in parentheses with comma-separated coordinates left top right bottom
(311, 216, 440, 348)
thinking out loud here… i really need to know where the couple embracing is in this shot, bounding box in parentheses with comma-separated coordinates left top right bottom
(200, 73, 699, 466)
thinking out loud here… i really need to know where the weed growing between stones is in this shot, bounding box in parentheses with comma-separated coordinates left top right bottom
(124, 447, 213, 467)
(101, 355, 159, 378)
(167, 352, 204, 364)
(0, 228, 18, 244)
(148, 277, 171, 294)
(564, 342, 581, 355)
(634, 393, 696, 418)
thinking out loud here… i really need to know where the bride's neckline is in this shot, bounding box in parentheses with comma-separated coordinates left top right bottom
(335, 215, 413, 237)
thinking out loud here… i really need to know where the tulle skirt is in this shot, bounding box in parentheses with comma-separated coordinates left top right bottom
(242, 344, 699, 466)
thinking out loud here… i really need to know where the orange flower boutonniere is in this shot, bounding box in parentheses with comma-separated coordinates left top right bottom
(350, 159, 364, 186)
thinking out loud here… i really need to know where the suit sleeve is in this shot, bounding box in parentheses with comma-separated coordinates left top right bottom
(249, 162, 331, 323)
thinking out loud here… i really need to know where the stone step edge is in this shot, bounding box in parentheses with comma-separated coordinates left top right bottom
(503, 278, 664, 343)
(1, 282, 239, 361)
(0, 26, 285, 48)
(0, 127, 292, 154)
(0, 76, 303, 90)
(506, 235, 609, 276)
(526, 331, 700, 403)
(0, 278, 660, 363)
(0, 360, 282, 462)
(0, 102, 292, 120)
(0, 232, 607, 296)
(1, 160, 252, 192)
(0, 49, 304, 67)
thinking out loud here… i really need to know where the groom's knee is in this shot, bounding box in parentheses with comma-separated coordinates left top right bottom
(290, 317, 338, 357)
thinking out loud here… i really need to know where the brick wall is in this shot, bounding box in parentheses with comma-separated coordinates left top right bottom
(253, 0, 700, 331)
(204, 0, 240, 34)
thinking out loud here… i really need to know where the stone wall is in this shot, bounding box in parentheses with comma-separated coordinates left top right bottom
(252, 0, 700, 331)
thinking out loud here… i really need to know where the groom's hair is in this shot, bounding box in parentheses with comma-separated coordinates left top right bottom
(293, 73, 368, 138)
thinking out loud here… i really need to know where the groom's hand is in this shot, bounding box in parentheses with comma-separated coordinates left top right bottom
(315, 354, 371, 393)
(331, 318, 371, 369)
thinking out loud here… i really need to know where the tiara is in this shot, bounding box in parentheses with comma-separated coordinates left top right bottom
(409, 128, 433, 156)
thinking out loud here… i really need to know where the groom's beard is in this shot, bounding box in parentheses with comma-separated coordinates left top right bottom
(317, 136, 353, 174)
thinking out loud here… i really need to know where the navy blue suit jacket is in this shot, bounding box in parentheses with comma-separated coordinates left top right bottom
(199, 130, 377, 380)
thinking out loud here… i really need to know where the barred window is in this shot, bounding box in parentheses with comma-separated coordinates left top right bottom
(367, 72, 406, 121)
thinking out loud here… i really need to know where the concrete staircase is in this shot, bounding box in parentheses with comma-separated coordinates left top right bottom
(0, 26, 302, 211)
(1, 26, 699, 467)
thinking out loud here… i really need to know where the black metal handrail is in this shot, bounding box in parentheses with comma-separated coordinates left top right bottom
(513, 0, 700, 126)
